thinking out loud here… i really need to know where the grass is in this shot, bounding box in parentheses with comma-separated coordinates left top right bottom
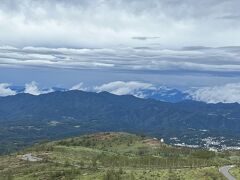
(0, 161, 226, 180)
(230, 165, 240, 180)
(0, 132, 237, 179)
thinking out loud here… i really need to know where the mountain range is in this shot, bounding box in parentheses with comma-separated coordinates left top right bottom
(8, 85, 190, 102)
(137, 87, 190, 102)
(0, 90, 240, 154)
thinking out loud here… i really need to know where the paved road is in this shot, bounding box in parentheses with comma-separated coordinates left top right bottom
(219, 165, 236, 180)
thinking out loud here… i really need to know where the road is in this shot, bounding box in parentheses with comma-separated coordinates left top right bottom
(219, 165, 236, 180)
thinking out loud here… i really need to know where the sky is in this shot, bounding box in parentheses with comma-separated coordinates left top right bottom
(1, 0, 240, 102)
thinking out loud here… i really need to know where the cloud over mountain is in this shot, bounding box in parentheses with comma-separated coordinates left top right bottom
(0, 83, 16, 96)
(24, 81, 53, 95)
(70, 83, 88, 91)
(2, 80, 240, 104)
(94, 81, 155, 97)
(190, 83, 240, 103)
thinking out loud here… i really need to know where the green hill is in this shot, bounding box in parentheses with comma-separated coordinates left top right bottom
(1, 132, 237, 180)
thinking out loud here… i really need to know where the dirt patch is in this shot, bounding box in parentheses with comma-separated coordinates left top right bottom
(89, 132, 123, 141)
(20, 153, 42, 162)
(143, 139, 161, 146)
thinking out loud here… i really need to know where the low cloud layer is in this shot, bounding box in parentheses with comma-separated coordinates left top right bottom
(190, 83, 240, 103)
(2, 80, 240, 104)
(70, 83, 88, 91)
(0, 83, 16, 96)
(76, 81, 240, 104)
(24, 81, 53, 95)
(94, 81, 155, 97)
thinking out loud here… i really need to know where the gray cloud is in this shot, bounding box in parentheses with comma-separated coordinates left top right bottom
(0, 0, 240, 47)
(132, 37, 161, 41)
(1, 0, 240, 91)
(1, 45, 240, 75)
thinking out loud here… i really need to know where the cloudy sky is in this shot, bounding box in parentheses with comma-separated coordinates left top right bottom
(1, 0, 240, 102)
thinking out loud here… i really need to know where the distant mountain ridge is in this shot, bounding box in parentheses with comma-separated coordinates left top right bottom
(137, 87, 190, 102)
(8, 85, 190, 102)
(0, 90, 239, 132)
(0, 90, 240, 154)
(9, 85, 66, 93)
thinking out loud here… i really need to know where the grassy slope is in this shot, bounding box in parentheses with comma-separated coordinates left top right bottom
(230, 166, 240, 179)
(0, 132, 232, 180)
